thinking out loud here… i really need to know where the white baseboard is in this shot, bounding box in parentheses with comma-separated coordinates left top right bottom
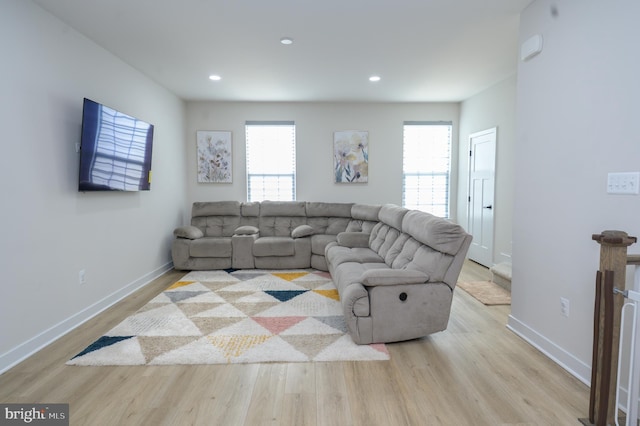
(506, 314, 591, 386)
(0, 262, 174, 375)
(508, 315, 640, 418)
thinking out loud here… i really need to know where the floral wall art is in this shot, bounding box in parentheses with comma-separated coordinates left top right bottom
(197, 130, 232, 183)
(333, 130, 368, 183)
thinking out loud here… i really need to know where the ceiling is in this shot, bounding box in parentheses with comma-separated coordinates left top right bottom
(32, 0, 533, 103)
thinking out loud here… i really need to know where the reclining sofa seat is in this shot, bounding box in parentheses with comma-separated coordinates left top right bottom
(253, 201, 310, 269)
(305, 202, 353, 270)
(325, 204, 472, 344)
(171, 201, 245, 270)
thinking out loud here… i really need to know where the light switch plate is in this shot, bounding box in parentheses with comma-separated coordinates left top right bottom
(607, 172, 640, 194)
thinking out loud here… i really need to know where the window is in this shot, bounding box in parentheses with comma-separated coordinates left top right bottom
(402, 121, 452, 218)
(245, 121, 296, 201)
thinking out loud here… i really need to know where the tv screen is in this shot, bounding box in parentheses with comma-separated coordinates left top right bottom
(78, 98, 154, 191)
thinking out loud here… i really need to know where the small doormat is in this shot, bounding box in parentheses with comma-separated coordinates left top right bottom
(457, 280, 511, 305)
(67, 270, 389, 366)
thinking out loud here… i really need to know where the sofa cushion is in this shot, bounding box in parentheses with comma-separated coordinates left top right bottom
(336, 232, 370, 248)
(253, 237, 295, 257)
(174, 225, 204, 240)
(259, 216, 307, 237)
(305, 202, 353, 218)
(241, 202, 260, 217)
(389, 236, 422, 269)
(326, 245, 384, 268)
(307, 217, 351, 235)
(192, 216, 242, 237)
(260, 200, 306, 216)
(369, 223, 402, 262)
(292, 224, 315, 238)
(311, 234, 337, 255)
(192, 201, 241, 217)
(351, 204, 381, 221)
(345, 219, 378, 233)
(401, 210, 468, 256)
(402, 246, 453, 283)
(189, 237, 232, 258)
(378, 204, 409, 230)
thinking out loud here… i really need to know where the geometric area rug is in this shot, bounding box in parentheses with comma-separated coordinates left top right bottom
(67, 270, 389, 366)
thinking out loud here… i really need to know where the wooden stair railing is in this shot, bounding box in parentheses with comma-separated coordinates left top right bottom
(581, 231, 637, 426)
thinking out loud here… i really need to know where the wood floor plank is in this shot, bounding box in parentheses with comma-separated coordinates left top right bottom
(0, 261, 591, 425)
(315, 363, 353, 426)
(244, 364, 288, 425)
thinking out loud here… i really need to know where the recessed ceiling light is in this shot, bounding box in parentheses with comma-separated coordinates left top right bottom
(280, 37, 294, 45)
(369, 75, 381, 82)
(209, 74, 221, 81)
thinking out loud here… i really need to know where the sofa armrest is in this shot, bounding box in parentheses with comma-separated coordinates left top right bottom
(235, 225, 259, 236)
(336, 231, 370, 248)
(342, 283, 370, 317)
(291, 224, 315, 238)
(173, 225, 204, 240)
(360, 269, 429, 286)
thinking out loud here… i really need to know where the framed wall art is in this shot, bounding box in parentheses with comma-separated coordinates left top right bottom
(333, 130, 368, 183)
(197, 130, 232, 183)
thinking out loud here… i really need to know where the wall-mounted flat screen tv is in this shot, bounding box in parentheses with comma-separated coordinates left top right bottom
(78, 98, 154, 191)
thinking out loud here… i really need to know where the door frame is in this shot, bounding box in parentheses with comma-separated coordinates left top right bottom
(467, 127, 497, 267)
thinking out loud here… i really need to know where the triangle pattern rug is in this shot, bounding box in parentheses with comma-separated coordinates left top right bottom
(67, 270, 389, 366)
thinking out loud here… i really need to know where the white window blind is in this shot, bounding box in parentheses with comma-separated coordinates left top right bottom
(245, 121, 296, 202)
(402, 121, 452, 218)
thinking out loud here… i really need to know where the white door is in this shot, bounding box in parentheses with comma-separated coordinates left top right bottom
(467, 128, 496, 267)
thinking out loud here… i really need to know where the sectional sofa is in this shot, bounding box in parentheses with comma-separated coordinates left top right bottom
(172, 200, 472, 343)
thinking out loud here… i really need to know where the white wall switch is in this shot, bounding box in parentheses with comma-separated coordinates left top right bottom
(560, 297, 570, 318)
(607, 172, 640, 194)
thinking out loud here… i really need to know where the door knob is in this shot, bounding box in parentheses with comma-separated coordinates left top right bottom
(483, 205, 493, 209)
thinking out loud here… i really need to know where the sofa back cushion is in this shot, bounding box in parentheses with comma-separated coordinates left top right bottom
(345, 203, 381, 234)
(240, 202, 260, 228)
(369, 223, 402, 261)
(378, 204, 408, 230)
(367, 204, 408, 262)
(191, 201, 241, 237)
(259, 201, 307, 237)
(192, 201, 241, 217)
(389, 236, 452, 280)
(305, 202, 352, 235)
(401, 210, 469, 256)
(305, 202, 352, 217)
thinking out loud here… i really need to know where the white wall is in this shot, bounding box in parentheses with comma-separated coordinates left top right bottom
(458, 76, 517, 265)
(0, 0, 188, 372)
(510, 0, 640, 383)
(185, 101, 460, 216)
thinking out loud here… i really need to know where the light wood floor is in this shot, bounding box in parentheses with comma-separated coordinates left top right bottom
(0, 261, 589, 425)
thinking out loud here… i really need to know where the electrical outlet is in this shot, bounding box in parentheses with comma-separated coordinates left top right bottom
(560, 297, 570, 317)
(79, 269, 86, 285)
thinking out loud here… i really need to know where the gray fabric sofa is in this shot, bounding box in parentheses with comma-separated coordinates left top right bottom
(172, 200, 471, 344)
(325, 204, 472, 344)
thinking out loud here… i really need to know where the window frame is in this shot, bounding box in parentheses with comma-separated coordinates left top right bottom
(245, 121, 296, 202)
(402, 121, 453, 218)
